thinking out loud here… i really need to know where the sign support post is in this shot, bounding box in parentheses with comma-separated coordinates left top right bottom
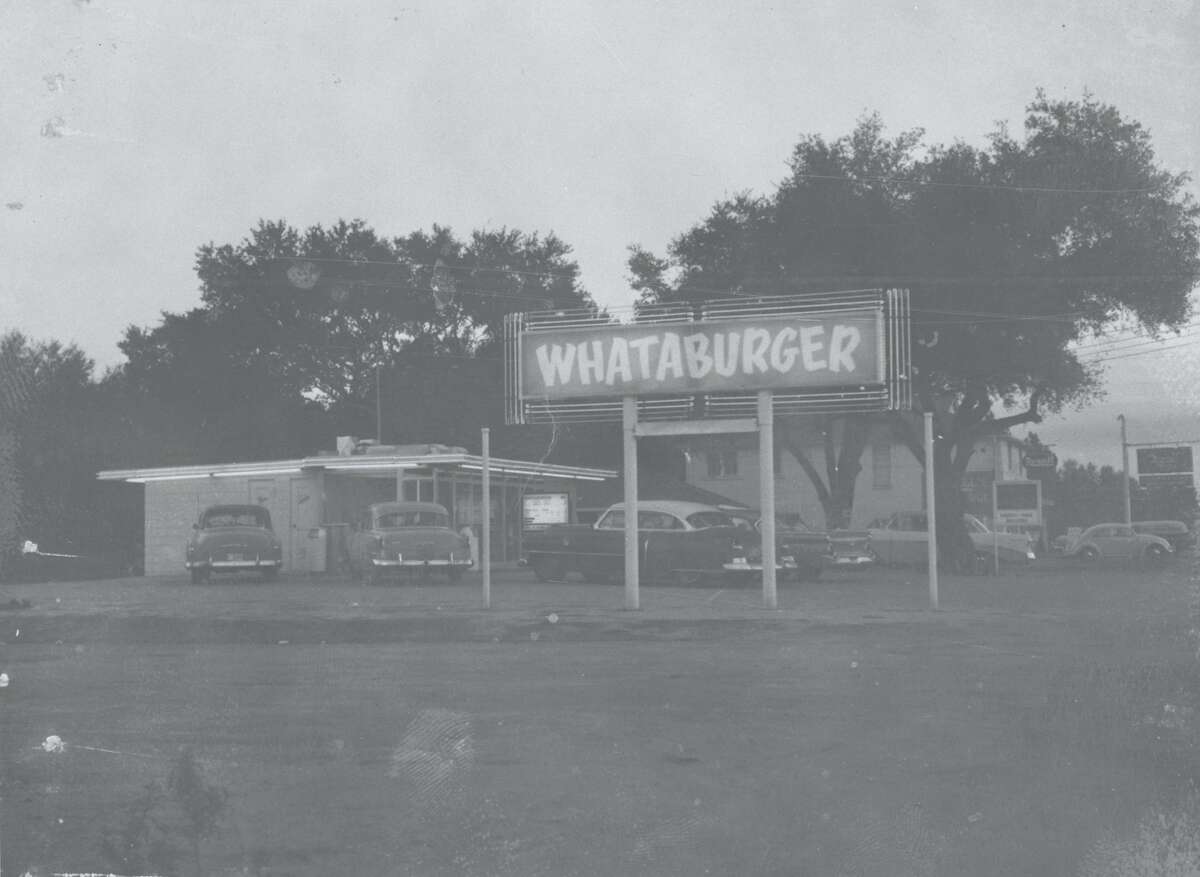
(1119, 414, 1132, 525)
(757, 391, 777, 609)
(925, 412, 938, 610)
(622, 396, 640, 610)
(481, 427, 491, 608)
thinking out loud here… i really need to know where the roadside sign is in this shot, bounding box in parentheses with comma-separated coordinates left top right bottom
(523, 493, 570, 530)
(994, 480, 1042, 527)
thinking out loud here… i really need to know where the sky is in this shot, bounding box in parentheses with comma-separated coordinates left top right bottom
(2, 0, 1198, 469)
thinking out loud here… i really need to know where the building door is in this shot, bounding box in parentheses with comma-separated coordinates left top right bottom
(289, 478, 320, 572)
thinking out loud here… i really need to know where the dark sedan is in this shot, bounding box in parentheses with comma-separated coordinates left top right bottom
(185, 505, 283, 583)
(348, 501, 473, 584)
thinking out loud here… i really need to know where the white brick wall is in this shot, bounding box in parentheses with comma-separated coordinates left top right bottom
(144, 479, 251, 577)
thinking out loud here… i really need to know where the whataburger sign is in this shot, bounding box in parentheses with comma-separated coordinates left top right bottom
(520, 309, 883, 400)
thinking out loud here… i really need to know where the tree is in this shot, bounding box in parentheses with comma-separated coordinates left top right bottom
(0, 332, 143, 573)
(119, 219, 599, 462)
(1049, 459, 1133, 533)
(630, 93, 1200, 566)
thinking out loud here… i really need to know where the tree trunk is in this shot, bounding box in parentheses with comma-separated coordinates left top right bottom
(778, 414, 872, 529)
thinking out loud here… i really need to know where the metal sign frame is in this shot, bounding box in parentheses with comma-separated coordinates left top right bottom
(505, 289, 911, 424)
(993, 479, 1043, 527)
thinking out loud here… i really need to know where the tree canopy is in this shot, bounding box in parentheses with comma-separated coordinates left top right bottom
(629, 92, 1200, 560)
(118, 219, 599, 459)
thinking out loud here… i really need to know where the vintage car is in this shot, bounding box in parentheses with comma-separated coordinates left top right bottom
(721, 509, 875, 576)
(185, 504, 283, 583)
(1064, 523, 1173, 565)
(521, 500, 798, 585)
(348, 501, 473, 584)
(1130, 520, 1193, 553)
(868, 511, 1037, 567)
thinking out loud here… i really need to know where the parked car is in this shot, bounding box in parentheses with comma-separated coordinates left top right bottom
(348, 501, 473, 584)
(1131, 520, 1193, 553)
(186, 504, 283, 583)
(721, 510, 875, 577)
(521, 500, 793, 585)
(1063, 523, 1173, 565)
(720, 510, 827, 581)
(868, 511, 1037, 567)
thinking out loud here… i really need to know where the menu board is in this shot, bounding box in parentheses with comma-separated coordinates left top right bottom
(523, 493, 570, 530)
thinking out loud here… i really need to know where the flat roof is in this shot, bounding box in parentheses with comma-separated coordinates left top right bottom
(97, 452, 616, 484)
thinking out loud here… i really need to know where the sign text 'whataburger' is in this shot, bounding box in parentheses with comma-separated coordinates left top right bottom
(520, 310, 883, 399)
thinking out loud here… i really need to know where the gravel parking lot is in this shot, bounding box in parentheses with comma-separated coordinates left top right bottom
(3, 558, 1199, 876)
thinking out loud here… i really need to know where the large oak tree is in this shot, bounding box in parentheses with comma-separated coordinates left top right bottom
(629, 93, 1200, 566)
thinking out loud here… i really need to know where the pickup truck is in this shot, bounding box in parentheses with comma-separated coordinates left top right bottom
(521, 500, 797, 585)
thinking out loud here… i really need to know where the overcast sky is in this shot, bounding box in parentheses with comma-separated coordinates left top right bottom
(2, 0, 1198, 468)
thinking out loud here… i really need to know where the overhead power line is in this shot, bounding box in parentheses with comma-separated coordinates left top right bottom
(792, 172, 1158, 195)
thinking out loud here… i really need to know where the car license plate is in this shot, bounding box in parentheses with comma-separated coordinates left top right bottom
(227, 553, 244, 562)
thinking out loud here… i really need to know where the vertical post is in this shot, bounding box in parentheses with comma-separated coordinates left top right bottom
(757, 390, 777, 609)
(376, 365, 382, 444)
(622, 396, 640, 610)
(482, 427, 491, 609)
(992, 436, 1000, 574)
(1119, 414, 1132, 525)
(925, 412, 939, 610)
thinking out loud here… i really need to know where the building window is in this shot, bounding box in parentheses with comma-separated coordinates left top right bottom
(707, 448, 738, 479)
(872, 442, 892, 489)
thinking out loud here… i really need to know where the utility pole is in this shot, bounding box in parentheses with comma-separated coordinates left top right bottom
(1119, 414, 1132, 524)
(376, 365, 382, 444)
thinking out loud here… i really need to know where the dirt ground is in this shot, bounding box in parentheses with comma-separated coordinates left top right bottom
(3, 558, 1200, 876)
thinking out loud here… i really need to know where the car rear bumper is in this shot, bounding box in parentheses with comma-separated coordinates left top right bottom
(186, 559, 282, 570)
(370, 558, 473, 569)
(722, 557, 799, 573)
(827, 554, 876, 567)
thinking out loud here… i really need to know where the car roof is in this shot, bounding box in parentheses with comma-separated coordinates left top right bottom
(606, 500, 726, 518)
(202, 504, 267, 514)
(368, 501, 449, 514)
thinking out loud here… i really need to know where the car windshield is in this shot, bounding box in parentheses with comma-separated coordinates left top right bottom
(965, 516, 990, 534)
(376, 509, 449, 528)
(686, 511, 735, 530)
(202, 508, 270, 529)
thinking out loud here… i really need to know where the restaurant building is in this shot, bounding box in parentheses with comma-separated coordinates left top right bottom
(97, 438, 615, 577)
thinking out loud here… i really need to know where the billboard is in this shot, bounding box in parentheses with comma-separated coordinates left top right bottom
(519, 310, 882, 401)
(1136, 446, 1194, 476)
(994, 480, 1042, 526)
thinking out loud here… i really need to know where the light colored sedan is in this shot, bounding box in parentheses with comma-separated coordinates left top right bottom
(1064, 523, 1173, 565)
(868, 511, 1036, 567)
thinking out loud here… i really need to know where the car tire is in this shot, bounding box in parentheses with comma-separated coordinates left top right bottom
(1079, 546, 1100, 562)
(365, 567, 381, 586)
(531, 556, 567, 583)
(262, 567, 279, 583)
(448, 567, 465, 583)
(796, 563, 822, 583)
(190, 568, 206, 585)
(1144, 544, 1169, 567)
(972, 552, 992, 576)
